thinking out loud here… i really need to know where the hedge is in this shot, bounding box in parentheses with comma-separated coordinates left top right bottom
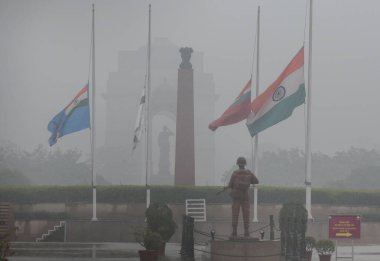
(1, 185, 380, 206)
(14, 211, 68, 220)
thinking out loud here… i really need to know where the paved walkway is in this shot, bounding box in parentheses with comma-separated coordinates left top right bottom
(8, 242, 209, 261)
(8, 242, 380, 261)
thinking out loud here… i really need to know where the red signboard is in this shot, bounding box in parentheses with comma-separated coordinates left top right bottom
(329, 215, 361, 239)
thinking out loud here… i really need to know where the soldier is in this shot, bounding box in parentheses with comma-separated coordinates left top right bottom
(228, 156, 259, 237)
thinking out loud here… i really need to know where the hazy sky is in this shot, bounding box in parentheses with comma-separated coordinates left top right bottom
(1, 0, 379, 178)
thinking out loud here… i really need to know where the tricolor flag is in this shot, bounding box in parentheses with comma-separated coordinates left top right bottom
(208, 79, 252, 131)
(246, 47, 305, 137)
(48, 84, 90, 146)
(132, 83, 146, 151)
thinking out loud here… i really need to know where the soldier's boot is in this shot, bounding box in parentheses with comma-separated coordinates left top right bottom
(244, 226, 250, 237)
(231, 226, 237, 238)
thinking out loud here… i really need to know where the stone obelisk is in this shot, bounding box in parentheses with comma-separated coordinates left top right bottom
(175, 47, 195, 185)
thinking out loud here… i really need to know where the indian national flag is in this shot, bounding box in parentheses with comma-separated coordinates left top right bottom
(246, 47, 305, 137)
(48, 84, 90, 146)
(208, 79, 252, 131)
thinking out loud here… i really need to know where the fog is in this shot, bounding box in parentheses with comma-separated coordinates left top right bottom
(1, 0, 379, 184)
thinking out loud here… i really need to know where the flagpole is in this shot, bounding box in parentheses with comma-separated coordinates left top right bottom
(145, 4, 152, 208)
(305, 0, 313, 220)
(90, 4, 97, 221)
(252, 6, 260, 223)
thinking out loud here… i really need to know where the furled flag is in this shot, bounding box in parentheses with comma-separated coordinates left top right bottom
(246, 47, 305, 137)
(208, 79, 252, 131)
(48, 84, 90, 146)
(132, 83, 146, 151)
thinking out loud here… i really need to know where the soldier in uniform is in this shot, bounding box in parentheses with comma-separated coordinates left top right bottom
(227, 156, 259, 237)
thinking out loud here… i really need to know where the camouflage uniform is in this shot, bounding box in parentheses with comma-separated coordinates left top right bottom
(228, 159, 259, 237)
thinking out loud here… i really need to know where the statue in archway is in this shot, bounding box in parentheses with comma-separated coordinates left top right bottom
(157, 126, 174, 181)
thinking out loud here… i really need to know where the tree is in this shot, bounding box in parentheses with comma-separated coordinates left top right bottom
(331, 165, 380, 189)
(0, 168, 30, 185)
(0, 143, 110, 185)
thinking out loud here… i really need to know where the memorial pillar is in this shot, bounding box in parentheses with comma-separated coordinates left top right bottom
(175, 47, 195, 185)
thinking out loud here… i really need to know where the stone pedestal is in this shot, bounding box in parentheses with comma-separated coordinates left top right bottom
(210, 239, 281, 261)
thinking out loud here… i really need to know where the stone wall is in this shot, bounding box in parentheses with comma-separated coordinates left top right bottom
(13, 203, 380, 244)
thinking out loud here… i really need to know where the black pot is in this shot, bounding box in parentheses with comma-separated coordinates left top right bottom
(318, 254, 332, 261)
(138, 250, 160, 261)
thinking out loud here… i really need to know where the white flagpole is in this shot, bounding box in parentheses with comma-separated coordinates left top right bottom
(252, 6, 260, 223)
(305, 0, 313, 220)
(145, 4, 152, 208)
(91, 4, 97, 221)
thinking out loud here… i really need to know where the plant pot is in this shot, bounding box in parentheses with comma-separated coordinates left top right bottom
(138, 250, 160, 261)
(318, 254, 332, 261)
(305, 250, 313, 261)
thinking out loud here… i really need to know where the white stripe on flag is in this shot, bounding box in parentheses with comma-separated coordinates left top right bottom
(132, 87, 145, 151)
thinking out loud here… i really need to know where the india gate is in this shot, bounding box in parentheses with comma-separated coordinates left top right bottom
(100, 38, 216, 186)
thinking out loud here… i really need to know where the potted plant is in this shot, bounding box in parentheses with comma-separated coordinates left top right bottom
(315, 239, 335, 261)
(0, 230, 15, 261)
(145, 202, 177, 255)
(279, 203, 308, 259)
(136, 228, 164, 261)
(305, 236, 316, 261)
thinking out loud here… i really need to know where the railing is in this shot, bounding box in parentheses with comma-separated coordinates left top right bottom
(181, 214, 281, 260)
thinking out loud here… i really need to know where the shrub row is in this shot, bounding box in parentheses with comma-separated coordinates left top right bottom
(1, 185, 380, 206)
(14, 211, 68, 220)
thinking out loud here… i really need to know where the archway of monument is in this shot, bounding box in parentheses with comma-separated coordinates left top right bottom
(149, 82, 177, 184)
(151, 111, 175, 185)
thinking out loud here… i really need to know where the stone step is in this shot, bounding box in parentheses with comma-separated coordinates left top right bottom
(36, 221, 66, 242)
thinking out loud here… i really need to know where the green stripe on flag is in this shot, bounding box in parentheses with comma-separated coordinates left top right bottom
(247, 84, 305, 137)
(233, 91, 251, 105)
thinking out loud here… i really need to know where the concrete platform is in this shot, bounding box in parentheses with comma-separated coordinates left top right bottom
(210, 239, 281, 261)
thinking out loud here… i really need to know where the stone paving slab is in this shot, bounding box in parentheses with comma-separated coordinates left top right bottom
(8, 242, 209, 260)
